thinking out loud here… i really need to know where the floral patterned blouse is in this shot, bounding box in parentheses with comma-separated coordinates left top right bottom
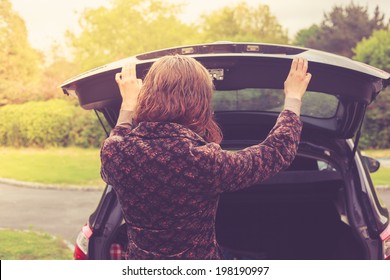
(100, 110, 302, 259)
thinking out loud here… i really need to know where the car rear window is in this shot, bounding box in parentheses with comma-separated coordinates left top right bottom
(213, 89, 339, 118)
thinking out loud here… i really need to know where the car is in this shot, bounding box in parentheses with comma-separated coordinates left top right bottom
(61, 42, 390, 260)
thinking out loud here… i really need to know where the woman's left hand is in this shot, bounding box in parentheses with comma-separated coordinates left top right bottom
(115, 62, 142, 111)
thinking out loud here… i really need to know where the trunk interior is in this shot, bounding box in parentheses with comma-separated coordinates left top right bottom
(216, 176, 365, 260)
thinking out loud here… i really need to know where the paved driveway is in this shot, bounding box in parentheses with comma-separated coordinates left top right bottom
(0, 184, 102, 244)
(0, 184, 389, 246)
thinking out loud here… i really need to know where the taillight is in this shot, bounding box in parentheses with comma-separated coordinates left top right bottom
(380, 223, 390, 260)
(74, 225, 93, 260)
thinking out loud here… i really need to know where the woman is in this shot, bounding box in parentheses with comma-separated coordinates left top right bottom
(100, 55, 312, 259)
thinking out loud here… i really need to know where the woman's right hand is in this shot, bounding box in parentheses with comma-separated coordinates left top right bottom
(115, 62, 142, 111)
(284, 58, 312, 100)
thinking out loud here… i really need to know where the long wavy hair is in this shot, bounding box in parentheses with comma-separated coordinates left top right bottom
(134, 55, 222, 144)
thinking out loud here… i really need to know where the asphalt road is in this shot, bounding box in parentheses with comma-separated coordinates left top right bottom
(0, 184, 102, 244)
(0, 184, 389, 246)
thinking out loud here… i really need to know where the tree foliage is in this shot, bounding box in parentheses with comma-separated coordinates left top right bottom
(68, 0, 200, 71)
(39, 44, 81, 101)
(293, 24, 320, 47)
(353, 29, 390, 149)
(199, 2, 288, 44)
(353, 28, 390, 72)
(295, 3, 389, 57)
(360, 88, 390, 149)
(0, 0, 42, 105)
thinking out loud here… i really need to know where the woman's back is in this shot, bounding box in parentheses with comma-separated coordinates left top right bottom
(100, 55, 311, 259)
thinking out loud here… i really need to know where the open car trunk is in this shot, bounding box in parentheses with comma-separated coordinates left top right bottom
(62, 43, 389, 260)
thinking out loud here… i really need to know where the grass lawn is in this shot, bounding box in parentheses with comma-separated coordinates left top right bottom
(0, 229, 72, 260)
(362, 149, 390, 187)
(370, 167, 390, 187)
(0, 147, 104, 187)
(362, 149, 390, 158)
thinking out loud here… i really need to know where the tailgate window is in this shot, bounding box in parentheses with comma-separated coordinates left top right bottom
(213, 89, 339, 118)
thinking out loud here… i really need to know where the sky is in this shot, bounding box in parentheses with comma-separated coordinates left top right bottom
(9, 0, 390, 54)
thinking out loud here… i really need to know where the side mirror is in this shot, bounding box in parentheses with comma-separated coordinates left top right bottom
(362, 156, 380, 173)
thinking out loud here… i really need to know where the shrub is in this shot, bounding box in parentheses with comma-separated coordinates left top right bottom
(0, 99, 106, 148)
(69, 109, 108, 148)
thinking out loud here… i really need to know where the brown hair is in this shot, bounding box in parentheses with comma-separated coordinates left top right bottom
(134, 55, 222, 143)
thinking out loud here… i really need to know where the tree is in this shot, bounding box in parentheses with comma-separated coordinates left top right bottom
(353, 29, 390, 148)
(359, 90, 390, 149)
(294, 3, 389, 57)
(68, 0, 200, 71)
(200, 2, 288, 44)
(0, 0, 42, 105)
(293, 24, 320, 47)
(39, 43, 81, 101)
(353, 29, 390, 72)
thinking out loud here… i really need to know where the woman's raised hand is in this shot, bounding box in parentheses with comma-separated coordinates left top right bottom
(115, 62, 142, 111)
(284, 58, 312, 100)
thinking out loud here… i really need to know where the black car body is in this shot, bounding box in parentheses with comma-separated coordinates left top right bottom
(61, 42, 390, 260)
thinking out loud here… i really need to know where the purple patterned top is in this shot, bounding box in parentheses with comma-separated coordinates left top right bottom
(100, 110, 302, 259)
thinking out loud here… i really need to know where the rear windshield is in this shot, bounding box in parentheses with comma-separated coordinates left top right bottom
(213, 89, 339, 118)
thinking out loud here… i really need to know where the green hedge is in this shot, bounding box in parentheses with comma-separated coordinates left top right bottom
(0, 99, 107, 148)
